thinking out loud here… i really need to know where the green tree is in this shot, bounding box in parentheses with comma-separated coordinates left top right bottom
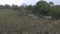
(26, 5, 34, 11)
(4, 4, 11, 9)
(34, 1, 50, 16)
(49, 5, 60, 19)
(48, 2, 54, 16)
(49, 2, 54, 6)
(12, 4, 20, 11)
(0, 5, 4, 10)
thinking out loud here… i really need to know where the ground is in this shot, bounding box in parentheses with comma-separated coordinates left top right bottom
(0, 9, 60, 34)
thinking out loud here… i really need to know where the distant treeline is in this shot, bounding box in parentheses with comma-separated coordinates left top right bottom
(0, 1, 60, 19)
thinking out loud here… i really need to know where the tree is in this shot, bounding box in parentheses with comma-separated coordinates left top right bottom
(49, 5, 60, 19)
(49, 2, 54, 6)
(4, 4, 11, 9)
(12, 4, 20, 11)
(34, 1, 50, 16)
(26, 5, 34, 11)
(0, 5, 4, 10)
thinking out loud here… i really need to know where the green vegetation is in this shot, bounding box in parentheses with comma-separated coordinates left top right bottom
(0, 0, 60, 34)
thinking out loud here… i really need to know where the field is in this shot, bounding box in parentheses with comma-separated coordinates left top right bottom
(0, 9, 60, 34)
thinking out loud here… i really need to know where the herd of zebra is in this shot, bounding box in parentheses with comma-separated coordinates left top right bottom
(27, 14, 55, 20)
(26, 11, 56, 20)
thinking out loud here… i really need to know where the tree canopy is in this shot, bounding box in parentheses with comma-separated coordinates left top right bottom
(0, 1, 60, 19)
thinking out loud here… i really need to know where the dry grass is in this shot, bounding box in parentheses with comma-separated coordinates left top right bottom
(0, 9, 60, 34)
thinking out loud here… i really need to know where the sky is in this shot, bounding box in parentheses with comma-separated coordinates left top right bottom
(45, 0, 60, 5)
(0, 0, 60, 6)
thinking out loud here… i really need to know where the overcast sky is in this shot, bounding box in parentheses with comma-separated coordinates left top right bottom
(0, 0, 60, 6)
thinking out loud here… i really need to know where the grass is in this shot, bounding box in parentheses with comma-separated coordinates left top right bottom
(0, 9, 60, 34)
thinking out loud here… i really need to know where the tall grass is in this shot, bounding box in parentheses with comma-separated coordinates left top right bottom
(0, 9, 60, 34)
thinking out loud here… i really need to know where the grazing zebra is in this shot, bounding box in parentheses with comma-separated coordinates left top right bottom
(43, 16, 52, 20)
(27, 14, 37, 20)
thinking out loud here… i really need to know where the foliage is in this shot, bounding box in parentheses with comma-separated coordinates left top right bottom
(35, 1, 50, 16)
(49, 2, 54, 6)
(49, 5, 60, 18)
(0, 1, 60, 19)
(0, 1, 60, 34)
